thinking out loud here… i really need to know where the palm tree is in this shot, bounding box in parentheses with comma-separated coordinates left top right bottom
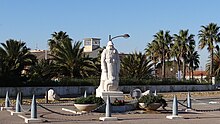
(198, 23, 220, 79)
(50, 40, 96, 78)
(170, 37, 181, 80)
(120, 51, 154, 80)
(89, 48, 104, 77)
(187, 49, 200, 80)
(206, 45, 220, 77)
(28, 59, 58, 84)
(0, 39, 36, 84)
(173, 29, 195, 79)
(151, 30, 172, 79)
(48, 31, 72, 53)
(145, 43, 160, 77)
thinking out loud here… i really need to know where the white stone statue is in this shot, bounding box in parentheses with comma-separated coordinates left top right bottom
(97, 41, 120, 92)
(47, 89, 60, 101)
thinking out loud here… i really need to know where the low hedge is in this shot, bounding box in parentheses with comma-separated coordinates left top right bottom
(0, 77, 212, 87)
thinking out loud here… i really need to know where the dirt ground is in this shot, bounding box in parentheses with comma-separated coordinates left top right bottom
(161, 91, 220, 99)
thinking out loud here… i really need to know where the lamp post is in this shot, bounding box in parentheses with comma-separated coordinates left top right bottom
(109, 34, 130, 41)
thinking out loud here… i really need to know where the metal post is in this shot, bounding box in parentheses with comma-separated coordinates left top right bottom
(84, 90, 87, 98)
(166, 95, 182, 119)
(172, 95, 178, 116)
(99, 95, 118, 121)
(187, 92, 191, 109)
(154, 90, 157, 96)
(16, 93, 21, 112)
(109, 35, 111, 41)
(45, 91, 48, 104)
(105, 95, 111, 117)
(19, 92, 23, 105)
(5, 91, 10, 107)
(31, 95, 37, 119)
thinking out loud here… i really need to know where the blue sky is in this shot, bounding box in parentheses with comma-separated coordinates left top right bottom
(1, 0, 220, 69)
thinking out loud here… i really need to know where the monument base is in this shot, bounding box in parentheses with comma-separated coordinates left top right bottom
(96, 90, 124, 103)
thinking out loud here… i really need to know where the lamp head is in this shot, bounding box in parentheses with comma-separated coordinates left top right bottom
(123, 34, 130, 39)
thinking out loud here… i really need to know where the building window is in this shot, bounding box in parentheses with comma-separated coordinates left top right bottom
(93, 40, 100, 45)
(84, 40, 91, 46)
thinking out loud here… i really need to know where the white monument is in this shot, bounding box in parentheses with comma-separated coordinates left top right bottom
(47, 89, 60, 101)
(96, 40, 124, 102)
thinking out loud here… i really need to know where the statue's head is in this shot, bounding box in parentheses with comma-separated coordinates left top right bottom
(107, 41, 114, 49)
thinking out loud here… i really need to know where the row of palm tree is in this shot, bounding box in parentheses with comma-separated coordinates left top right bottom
(145, 29, 198, 80)
(145, 23, 220, 81)
(0, 22, 220, 85)
(145, 30, 172, 79)
(0, 32, 154, 85)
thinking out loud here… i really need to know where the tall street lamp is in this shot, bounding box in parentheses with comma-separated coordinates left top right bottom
(109, 34, 130, 41)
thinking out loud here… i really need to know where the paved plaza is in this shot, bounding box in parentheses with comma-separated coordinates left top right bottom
(1, 92, 220, 124)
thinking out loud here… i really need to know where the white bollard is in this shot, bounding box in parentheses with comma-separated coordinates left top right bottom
(99, 95, 118, 121)
(84, 90, 87, 98)
(166, 95, 182, 119)
(1, 91, 13, 111)
(18, 94, 42, 123)
(16, 93, 21, 112)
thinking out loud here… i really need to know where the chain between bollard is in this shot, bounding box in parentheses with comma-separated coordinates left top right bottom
(40, 102, 75, 106)
(18, 100, 31, 113)
(177, 101, 220, 112)
(8, 97, 13, 106)
(37, 102, 106, 117)
(4, 96, 105, 116)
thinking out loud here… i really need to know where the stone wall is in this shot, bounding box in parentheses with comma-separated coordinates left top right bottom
(0, 85, 216, 97)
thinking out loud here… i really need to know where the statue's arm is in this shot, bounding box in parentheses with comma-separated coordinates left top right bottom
(101, 49, 107, 71)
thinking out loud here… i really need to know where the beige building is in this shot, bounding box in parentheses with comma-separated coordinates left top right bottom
(30, 49, 50, 60)
(83, 38, 102, 58)
(30, 38, 102, 60)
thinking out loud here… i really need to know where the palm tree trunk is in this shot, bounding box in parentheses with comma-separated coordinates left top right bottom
(183, 60, 186, 80)
(162, 48, 165, 79)
(190, 64, 193, 80)
(188, 66, 191, 80)
(162, 55, 165, 79)
(210, 49, 213, 83)
(177, 59, 181, 81)
(154, 60, 157, 77)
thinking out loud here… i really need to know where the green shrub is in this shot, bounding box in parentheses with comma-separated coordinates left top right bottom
(0, 76, 212, 87)
(59, 78, 99, 86)
(119, 78, 210, 85)
(74, 95, 104, 106)
(138, 94, 167, 108)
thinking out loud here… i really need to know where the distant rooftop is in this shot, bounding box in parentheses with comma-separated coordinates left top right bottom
(83, 38, 101, 40)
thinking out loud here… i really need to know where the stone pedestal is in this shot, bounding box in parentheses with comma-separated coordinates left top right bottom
(96, 90, 124, 103)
